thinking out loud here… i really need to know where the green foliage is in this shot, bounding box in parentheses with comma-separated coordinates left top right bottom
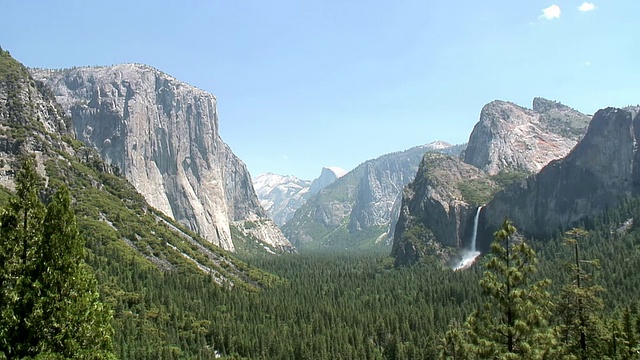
(0, 159, 116, 359)
(441, 220, 557, 359)
(299, 224, 388, 252)
(0, 49, 30, 83)
(457, 170, 527, 206)
(490, 169, 529, 189)
(457, 178, 497, 206)
(218, 253, 483, 359)
(556, 228, 608, 359)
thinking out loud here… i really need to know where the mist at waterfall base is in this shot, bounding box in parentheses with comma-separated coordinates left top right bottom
(453, 206, 483, 271)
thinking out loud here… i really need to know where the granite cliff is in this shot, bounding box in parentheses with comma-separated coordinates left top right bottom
(391, 153, 495, 265)
(0, 48, 271, 286)
(309, 166, 347, 195)
(464, 98, 590, 175)
(0, 49, 72, 186)
(283, 142, 465, 250)
(31, 64, 293, 253)
(392, 98, 591, 266)
(478, 107, 640, 250)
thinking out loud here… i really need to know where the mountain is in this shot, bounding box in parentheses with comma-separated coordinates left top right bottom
(309, 166, 347, 195)
(1, 49, 286, 358)
(0, 48, 275, 286)
(282, 141, 465, 250)
(392, 98, 591, 266)
(253, 166, 345, 226)
(478, 107, 640, 250)
(391, 153, 496, 265)
(253, 173, 312, 226)
(463, 98, 590, 175)
(31, 64, 293, 254)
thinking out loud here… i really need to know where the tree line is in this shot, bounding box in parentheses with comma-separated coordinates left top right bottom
(5, 157, 640, 358)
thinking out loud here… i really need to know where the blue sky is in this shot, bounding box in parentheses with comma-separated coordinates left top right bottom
(2, 1, 639, 180)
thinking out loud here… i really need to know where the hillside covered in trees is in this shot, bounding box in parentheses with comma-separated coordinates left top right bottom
(3, 46, 640, 359)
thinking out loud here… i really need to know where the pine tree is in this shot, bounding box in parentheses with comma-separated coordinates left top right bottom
(441, 219, 557, 359)
(0, 159, 116, 359)
(0, 158, 46, 357)
(556, 228, 607, 359)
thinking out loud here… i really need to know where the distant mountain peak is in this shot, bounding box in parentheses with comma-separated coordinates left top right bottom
(253, 173, 312, 226)
(309, 166, 346, 195)
(423, 140, 452, 150)
(323, 166, 347, 178)
(253, 166, 348, 226)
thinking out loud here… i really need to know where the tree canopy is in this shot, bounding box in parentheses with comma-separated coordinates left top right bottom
(0, 159, 115, 359)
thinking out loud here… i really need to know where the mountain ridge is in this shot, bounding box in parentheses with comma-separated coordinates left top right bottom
(0, 48, 275, 286)
(31, 64, 293, 254)
(478, 106, 640, 250)
(283, 141, 466, 250)
(463, 98, 590, 175)
(392, 98, 592, 266)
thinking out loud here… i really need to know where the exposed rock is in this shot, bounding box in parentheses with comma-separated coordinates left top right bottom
(0, 50, 73, 187)
(391, 153, 495, 266)
(463, 98, 590, 175)
(31, 64, 292, 252)
(253, 173, 311, 226)
(236, 219, 296, 253)
(479, 107, 639, 250)
(391, 98, 589, 266)
(252, 166, 346, 227)
(309, 166, 346, 195)
(283, 142, 464, 250)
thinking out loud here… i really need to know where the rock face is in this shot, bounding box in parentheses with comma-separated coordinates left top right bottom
(479, 107, 640, 250)
(0, 50, 72, 187)
(464, 98, 590, 175)
(391, 153, 495, 266)
(309, 167, 347, 195)
(31, 64, 292, 252)
(253, 173, 312, 226)
(283, 142, 464, 250)
(1, 50, 274, 286)
(391, 98, 592, 266)
(253, 167, 345, 227)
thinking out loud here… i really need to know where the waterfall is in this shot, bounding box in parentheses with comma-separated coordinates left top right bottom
(470, 205, 483, 252)
(453, 206, 483, 271)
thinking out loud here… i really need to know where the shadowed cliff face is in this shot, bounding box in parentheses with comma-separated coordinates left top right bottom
(32, 65, 293, 252)
(391, 98, 591, 266)
(391, 153, 495, 266)
(479, 108, 640, 250)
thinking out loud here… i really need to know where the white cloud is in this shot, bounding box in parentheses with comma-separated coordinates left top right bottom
(540, 4, 561, 20)
(578, 2, 596, 12)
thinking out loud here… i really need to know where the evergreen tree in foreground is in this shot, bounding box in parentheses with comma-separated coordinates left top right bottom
(0, 159, 115, 359)
(556, 228, 607, 359)
(441, 219, 557, 359)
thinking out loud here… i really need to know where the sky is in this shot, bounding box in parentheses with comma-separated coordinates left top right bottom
(2, 1, 640, 180)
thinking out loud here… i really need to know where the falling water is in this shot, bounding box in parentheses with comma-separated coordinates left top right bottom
(453, 206, 483, 270)
(470, 205, 482, 252)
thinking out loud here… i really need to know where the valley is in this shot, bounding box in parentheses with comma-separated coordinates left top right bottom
(2, 42, 640, 359)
